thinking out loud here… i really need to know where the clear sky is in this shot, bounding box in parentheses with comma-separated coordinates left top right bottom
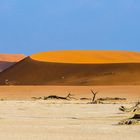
(0, 0, 140, 55)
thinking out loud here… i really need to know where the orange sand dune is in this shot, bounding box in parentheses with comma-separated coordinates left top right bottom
(0, 55, 140, 85)
(0, 54, 25, 62)
(0, 54, 25, 72)
(1, 50, 140, 85)
(31, 50, 140, 64)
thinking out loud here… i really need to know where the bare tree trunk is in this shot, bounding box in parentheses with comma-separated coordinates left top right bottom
(91, 90, 98, 102)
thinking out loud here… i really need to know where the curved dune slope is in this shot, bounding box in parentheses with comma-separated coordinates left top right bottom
(31, 50, 140, 64)
(0, 54, 25, 72)
(0, 57, 140, 85)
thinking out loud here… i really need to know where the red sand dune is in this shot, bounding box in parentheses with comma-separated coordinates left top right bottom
(0, 54, 25, 72)
(0, 50, 140, 85)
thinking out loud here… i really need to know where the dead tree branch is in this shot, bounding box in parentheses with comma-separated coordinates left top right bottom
(90, 90, 98, 102)
(44, 93, 76, 100)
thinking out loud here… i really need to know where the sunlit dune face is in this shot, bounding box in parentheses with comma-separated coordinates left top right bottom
(0, 54, 25, 62)
(31, 50, 140, 64)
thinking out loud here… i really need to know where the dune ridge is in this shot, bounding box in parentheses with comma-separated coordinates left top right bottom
(31, 50, 140, 64)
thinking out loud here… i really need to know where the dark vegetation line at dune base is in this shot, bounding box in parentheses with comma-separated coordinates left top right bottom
(0, 57, 140, 85)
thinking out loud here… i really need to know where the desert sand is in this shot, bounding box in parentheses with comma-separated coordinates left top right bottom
(0, 86, 139, 100)
(0, 50, 140, 139)
(1, 50, 140, 85)
(0, 100, 140, 140)
(1, 57, 140, 85)
(0, 86, 139, 140)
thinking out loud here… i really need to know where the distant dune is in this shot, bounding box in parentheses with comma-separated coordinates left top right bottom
(0, 54, 25, 72)
(31, 50, 140, 64)
(0, 50, 140, 85)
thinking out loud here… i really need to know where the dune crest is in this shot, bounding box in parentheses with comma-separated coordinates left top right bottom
(31, 50, 140, 64)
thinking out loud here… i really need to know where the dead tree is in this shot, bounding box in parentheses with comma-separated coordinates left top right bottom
(118, 113, 140, 125)
(131, 114, 140, 119)
(44, 93, 76, 100)
(135, 102, 140, 107)
(87, 90, 99, 104)
(91, 90, 98, 102)
(66, 93, 77, 100)
(119, 101, 140, 113)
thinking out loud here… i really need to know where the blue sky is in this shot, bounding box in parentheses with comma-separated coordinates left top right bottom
(0, 0, 140, 55)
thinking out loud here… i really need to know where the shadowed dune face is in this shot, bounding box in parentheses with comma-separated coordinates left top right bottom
(0, 54, 25, 72)
(31, 50, 140, 64)
(0, 61, 16, 72)
(0, 56, 140, 85)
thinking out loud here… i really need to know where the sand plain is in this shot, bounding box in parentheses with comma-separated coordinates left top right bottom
(0, 101, 140, 140)
(0, 86, 139, 140)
